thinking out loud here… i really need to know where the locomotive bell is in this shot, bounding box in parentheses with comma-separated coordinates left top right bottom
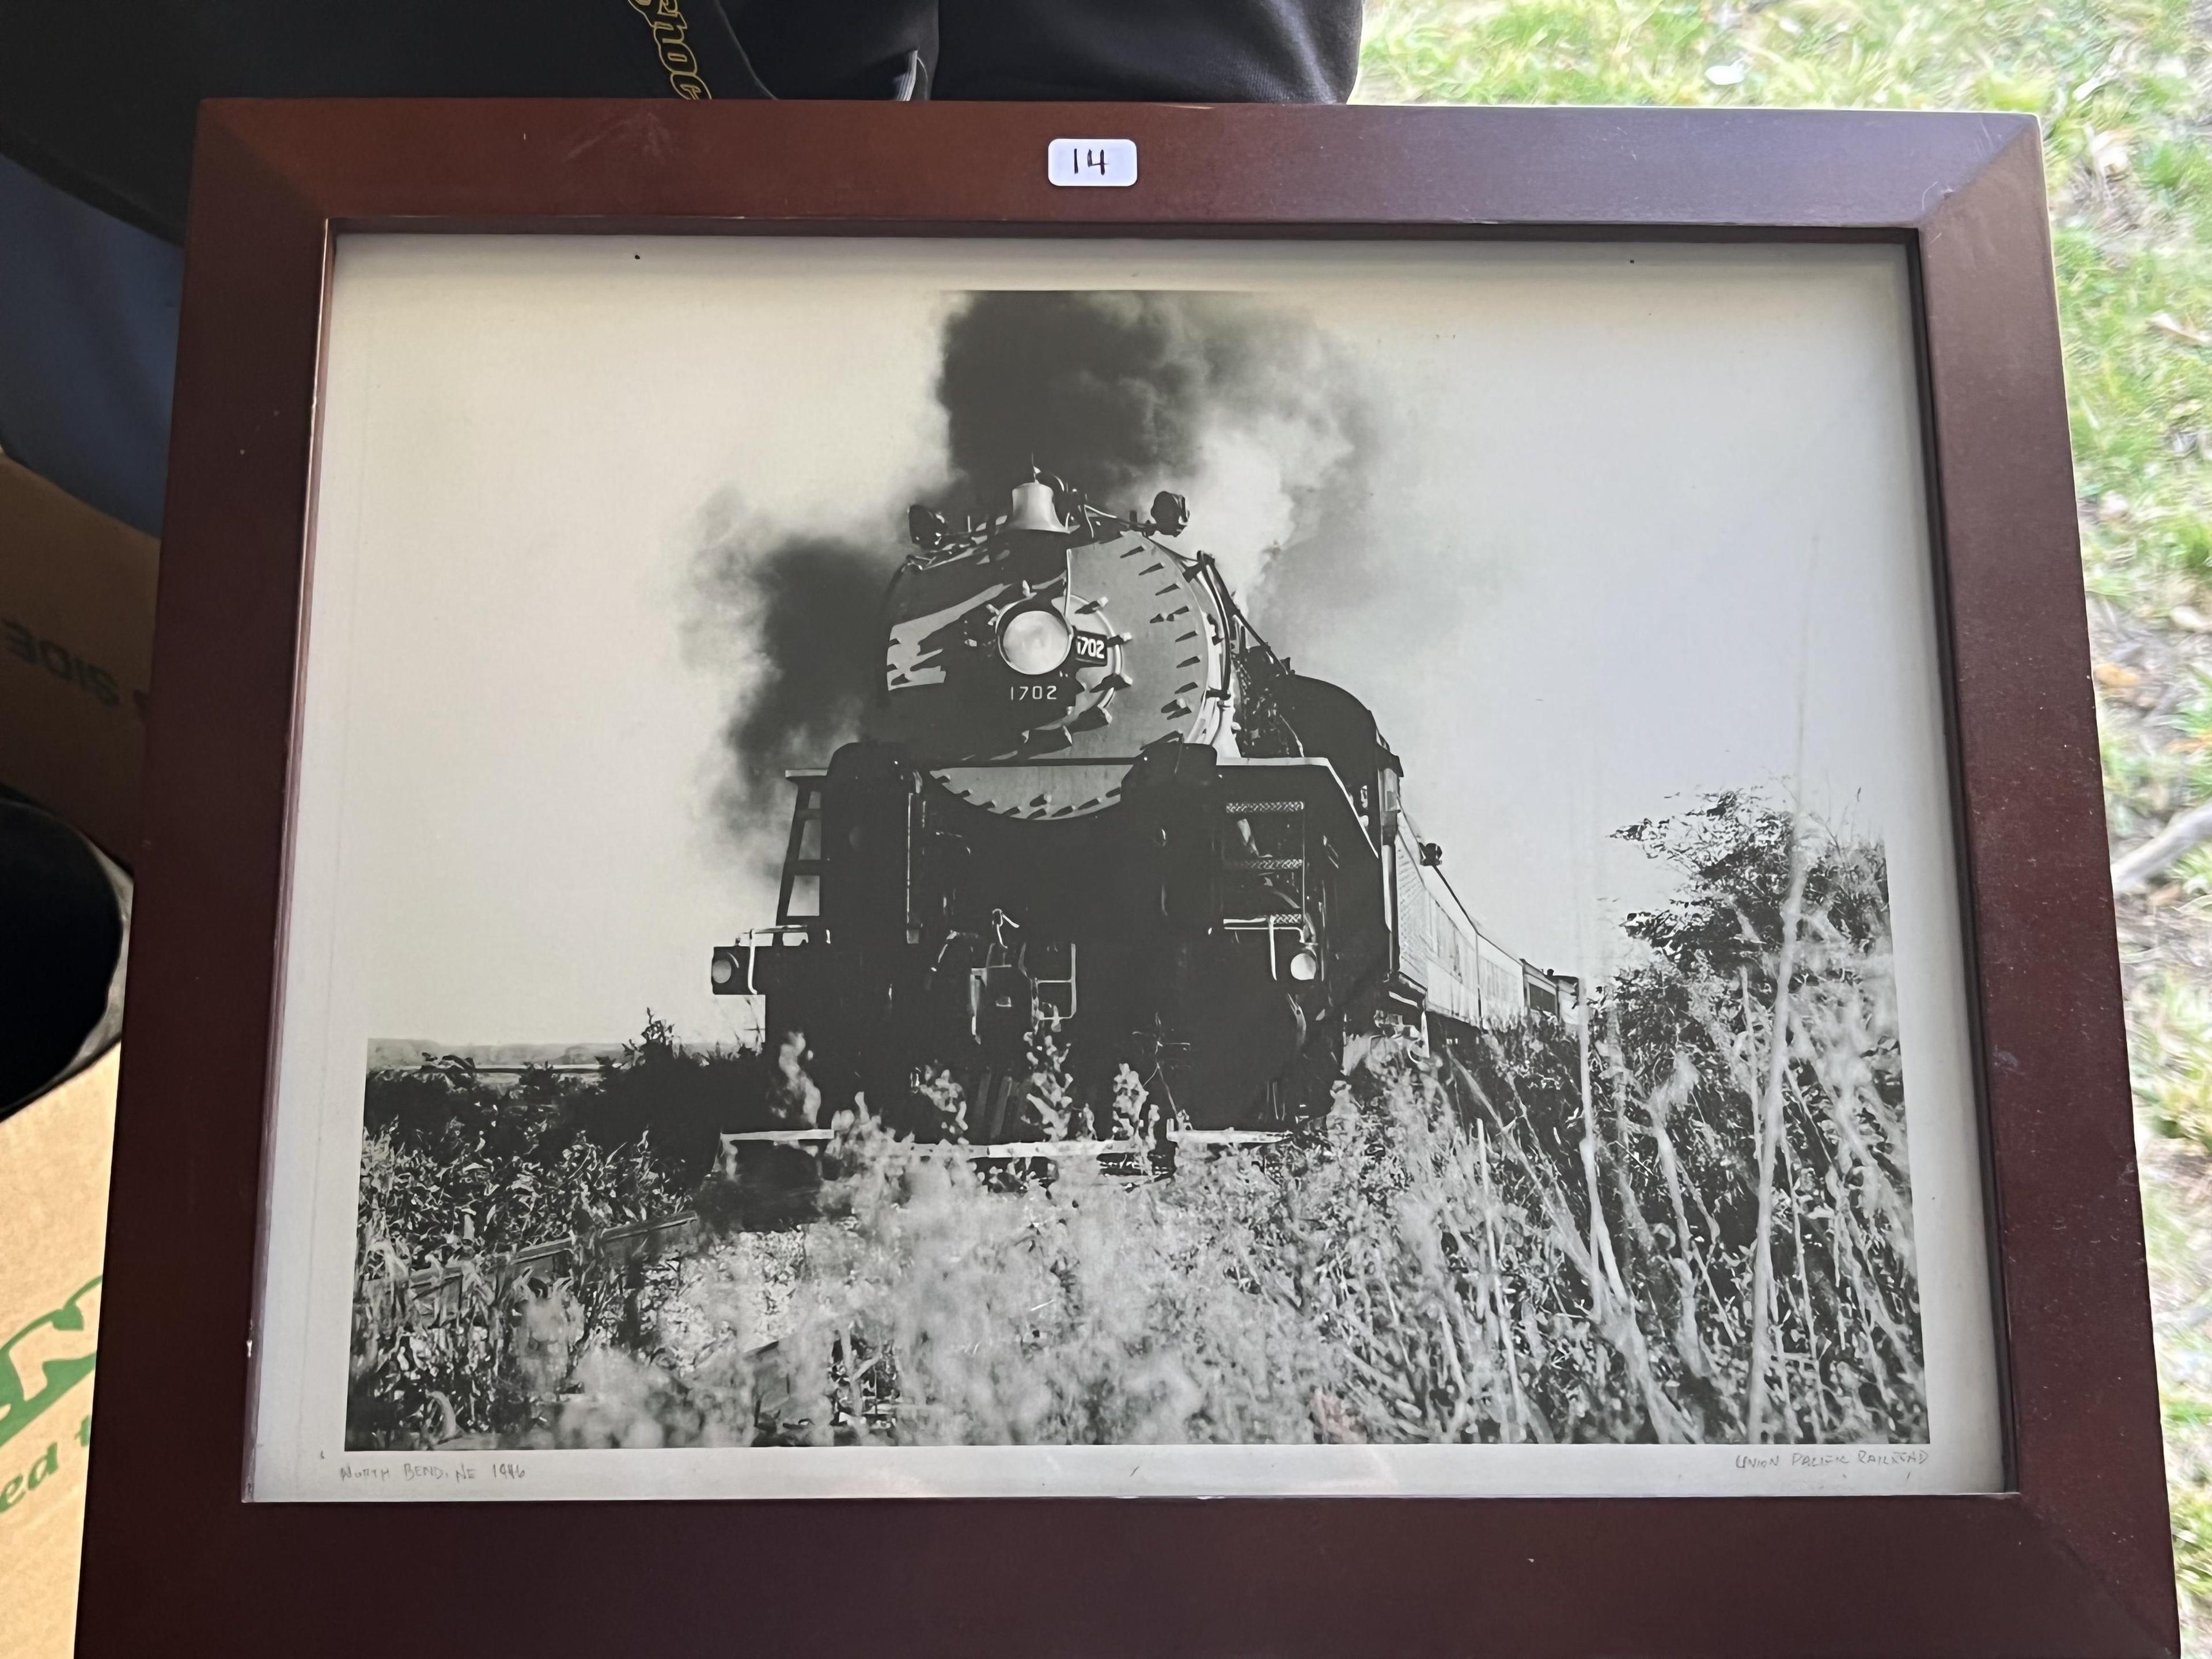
(1006, 477, 1069, 534)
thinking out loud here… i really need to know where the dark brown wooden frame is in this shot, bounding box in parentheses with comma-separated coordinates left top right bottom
(77, 99, 2171, 1657)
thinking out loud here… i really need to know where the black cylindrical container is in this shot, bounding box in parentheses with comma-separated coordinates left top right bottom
(0, 790, 128, 1119)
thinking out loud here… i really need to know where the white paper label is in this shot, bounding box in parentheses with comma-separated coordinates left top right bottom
(1047, 139, 1138, 188)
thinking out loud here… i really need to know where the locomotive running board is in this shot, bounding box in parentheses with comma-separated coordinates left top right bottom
(1218, 755, 1376, 859)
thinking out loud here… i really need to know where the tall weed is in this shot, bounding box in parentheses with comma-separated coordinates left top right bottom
(354, 793, 1923, 1450)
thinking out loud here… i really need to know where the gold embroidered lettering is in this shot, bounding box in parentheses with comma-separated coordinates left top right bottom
(627, 0, 714, 99)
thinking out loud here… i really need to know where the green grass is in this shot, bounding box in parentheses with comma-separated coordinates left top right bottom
(2135, 971, 2212, 1144)
(1357, 0, 2212, 1635)
(2147, 1144, 2212, 1626)
(1359, 0, 2212, 623)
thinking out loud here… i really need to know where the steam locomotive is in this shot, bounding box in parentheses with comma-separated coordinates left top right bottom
(709, 472, 1570, 1138)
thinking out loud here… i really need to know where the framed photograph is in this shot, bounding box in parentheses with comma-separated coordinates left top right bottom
(79, 100, 2172, 1655)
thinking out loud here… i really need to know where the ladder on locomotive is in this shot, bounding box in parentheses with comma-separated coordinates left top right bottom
(1223, 796, 1315, 1126)
(776, 771, 827, 928)
(1221, 797, 1312, 950)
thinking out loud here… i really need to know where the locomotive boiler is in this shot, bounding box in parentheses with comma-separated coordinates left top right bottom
(709, 471, 1567, 1138)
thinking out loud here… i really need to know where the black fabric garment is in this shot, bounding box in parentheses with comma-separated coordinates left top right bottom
(726, 1, 941, 100)
(734, 1, 1360, 103)
(937, 1, 1361, 103)
(0, 0, 768, 241)
(0, 0, 1362, 245)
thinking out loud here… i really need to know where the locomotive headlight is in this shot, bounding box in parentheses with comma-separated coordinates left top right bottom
(999, 604, 1074, 676)
(1289, 945, 1321, 983)
(710, 948, 739, 990)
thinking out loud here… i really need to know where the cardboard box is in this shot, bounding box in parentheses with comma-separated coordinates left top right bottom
(0, 452, 146, 1646)
(0, 455, 157, 861)
(0, 1047, 116, 1659)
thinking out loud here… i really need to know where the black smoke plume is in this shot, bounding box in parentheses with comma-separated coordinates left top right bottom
(937, 290, 1307, 510)
(694, 525, 891, 862)
(696, 290, 1369, 869)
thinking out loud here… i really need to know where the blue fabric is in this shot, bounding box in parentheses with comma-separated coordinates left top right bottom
(0, 151, 181, 535)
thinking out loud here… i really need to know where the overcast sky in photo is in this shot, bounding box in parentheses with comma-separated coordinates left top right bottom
(303, 235, 1945, 1047)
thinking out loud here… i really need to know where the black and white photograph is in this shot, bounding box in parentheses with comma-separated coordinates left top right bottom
(248, 237, 1999, 1498)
